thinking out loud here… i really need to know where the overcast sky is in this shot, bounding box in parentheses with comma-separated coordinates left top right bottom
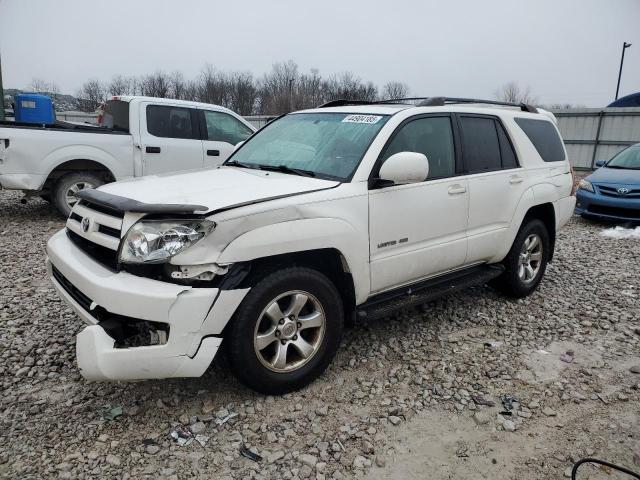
(1, 0, 638, 107)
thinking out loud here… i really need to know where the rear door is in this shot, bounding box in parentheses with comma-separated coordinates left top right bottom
(457, 114, 527, 263)
(199, 109, 255, 167)
(139, 103, 204, 176)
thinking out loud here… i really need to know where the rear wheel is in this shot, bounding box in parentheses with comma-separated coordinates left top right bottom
(52, 172, 103, 217)
(492, 219, 550, 298)
(226, 267, 344, 394)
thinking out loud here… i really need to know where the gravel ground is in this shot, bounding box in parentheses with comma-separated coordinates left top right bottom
(1, 190, 639, 480)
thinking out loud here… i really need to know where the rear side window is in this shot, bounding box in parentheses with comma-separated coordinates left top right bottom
(460, 116, 501, 172)
(101, 100, 130, 133)
(203, 110, 253, 145)
(514, 118, 565, 162)
(496, 122, 518, 169)
(146, 105, 195, 139)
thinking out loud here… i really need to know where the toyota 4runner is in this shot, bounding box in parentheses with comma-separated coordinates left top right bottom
(46, 97, 576, 394)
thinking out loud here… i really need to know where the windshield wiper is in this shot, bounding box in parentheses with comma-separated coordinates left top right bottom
(224, 160, 258, 169)
(256, 164, 316, 177)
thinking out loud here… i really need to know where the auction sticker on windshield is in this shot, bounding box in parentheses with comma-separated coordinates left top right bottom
(342, 114, 383, 124)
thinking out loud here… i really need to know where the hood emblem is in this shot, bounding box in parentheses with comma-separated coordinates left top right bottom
(617, 187, 630, 195)
(81, 217, 90, 232)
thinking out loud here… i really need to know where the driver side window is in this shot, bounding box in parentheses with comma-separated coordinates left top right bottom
(381, 117, 455, 179)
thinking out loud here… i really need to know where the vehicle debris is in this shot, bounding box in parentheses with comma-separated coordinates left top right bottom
(500, 394, 518, 415)
(101, 404, 123, 421)
(240, 445, 262, 462)
(215, 412, 238, 426)
(195, 434, 209, 447)
(471, 394, 496, 407)
(170, 425, 194, 447)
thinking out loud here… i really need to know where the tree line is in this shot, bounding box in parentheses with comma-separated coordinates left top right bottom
(74, 60, 410, 115)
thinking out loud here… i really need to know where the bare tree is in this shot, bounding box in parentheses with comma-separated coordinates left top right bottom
(198, 64, 229, 106)
(168, 71, 187, 100)
(381, 81, 409, 100)
(108, 75, 134, 96)
(140, 71, 171, 98)
(228, 72, 257, 115)
(259, 60, 299, 114)
(495, 81, 537, 104)
(28, 78, 60, 98)
(77, 78, 106, 112)
(325, 72, 378, 102)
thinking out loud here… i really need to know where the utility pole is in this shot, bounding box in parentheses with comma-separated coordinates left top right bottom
(0, 50, 5, 121)
(615, 42, 632, 101)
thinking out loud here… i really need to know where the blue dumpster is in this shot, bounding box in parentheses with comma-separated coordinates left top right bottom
(14, 93, 56, 124)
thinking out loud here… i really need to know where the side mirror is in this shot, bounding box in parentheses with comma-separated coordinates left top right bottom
(595, 160, 606, 167)
(378, 152, 429, 185)
(234, 141, 244, 151)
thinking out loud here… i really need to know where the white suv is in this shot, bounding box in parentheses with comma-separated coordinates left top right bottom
(46, 97, 576, 394)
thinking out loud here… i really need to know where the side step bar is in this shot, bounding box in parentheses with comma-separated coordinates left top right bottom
(356, 264, 504, 321)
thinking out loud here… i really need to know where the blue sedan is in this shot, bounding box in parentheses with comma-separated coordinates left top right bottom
(575, 144, 640, 222)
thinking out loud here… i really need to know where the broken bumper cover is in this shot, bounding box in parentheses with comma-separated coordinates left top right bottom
(46, 229, 248, 381)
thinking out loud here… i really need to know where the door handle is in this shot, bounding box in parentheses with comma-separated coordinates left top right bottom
(509, 175, 524, 184)
(145, 146, 161, 154)
(448, 184, 467, 195)
(207, 149, 220, 156)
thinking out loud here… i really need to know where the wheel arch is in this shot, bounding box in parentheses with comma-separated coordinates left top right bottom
(44, 159, 116, 188)
(218, 248, 357, 332)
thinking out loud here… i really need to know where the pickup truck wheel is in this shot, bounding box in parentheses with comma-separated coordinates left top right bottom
(226, 267, 344, 394)
(52, 172, 103, 217)
(492, 219, 550, 298)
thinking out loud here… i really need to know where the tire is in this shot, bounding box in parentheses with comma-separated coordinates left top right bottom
(52, 172, 104, 217)
(491, 218, 550, 298)
(225, 267, 344, 394)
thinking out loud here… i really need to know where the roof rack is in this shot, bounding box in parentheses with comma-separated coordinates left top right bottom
(318, 97, 538, 113)
(415, 97, 538, 113)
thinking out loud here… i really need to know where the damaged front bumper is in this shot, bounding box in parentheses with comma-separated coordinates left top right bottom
(46, 229, 248, 381)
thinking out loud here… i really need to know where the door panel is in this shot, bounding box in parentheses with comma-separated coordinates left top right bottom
(139, 103, 204, 176)
(465, 169, 528, 263)
(369, 178, 469, 292)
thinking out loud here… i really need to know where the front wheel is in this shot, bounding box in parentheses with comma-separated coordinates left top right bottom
(492, 219, 550, 298)
(225, 267, 344, 394)
(52, 172, 104, 217)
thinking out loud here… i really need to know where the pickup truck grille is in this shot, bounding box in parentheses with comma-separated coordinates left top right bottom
(66, 200, 123, 270)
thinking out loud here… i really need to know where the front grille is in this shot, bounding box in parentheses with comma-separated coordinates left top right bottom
(98, 224, 121, 238)
(588, 204, 640, 220)
(78, 199, 125, 218)
(52, 265, 93, 312)
(67, 230, 119, 271)
(596, 184, 640, 198)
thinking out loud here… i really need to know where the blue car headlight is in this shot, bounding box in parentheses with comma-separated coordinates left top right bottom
(578, 179, 594, 193)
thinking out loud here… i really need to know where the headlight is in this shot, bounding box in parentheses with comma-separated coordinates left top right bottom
(578, 179, 594, 193)
(120, 219, 214, 264)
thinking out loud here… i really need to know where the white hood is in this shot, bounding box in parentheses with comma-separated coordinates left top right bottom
(98, 166, 339, 213)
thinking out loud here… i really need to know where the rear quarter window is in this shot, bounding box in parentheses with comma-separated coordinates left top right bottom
(101, 100, 130, 133)
(514, 117, 565, 162)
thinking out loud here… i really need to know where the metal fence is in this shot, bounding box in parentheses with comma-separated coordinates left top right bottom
(551, 107, 640, 170)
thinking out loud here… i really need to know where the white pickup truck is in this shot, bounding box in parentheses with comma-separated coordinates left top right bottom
(46, 97, 576, 394)
(0, 96, 255, 216)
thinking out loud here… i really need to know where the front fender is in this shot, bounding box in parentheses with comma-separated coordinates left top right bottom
(217, 218, 370, 303)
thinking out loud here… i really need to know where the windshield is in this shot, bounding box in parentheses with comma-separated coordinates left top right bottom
(227, 112, 390, 180)
(606, 145, 640, 169)
(100, 100, 130, 133)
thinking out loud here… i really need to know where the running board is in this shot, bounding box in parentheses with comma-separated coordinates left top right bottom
(357, 265, 504, 321)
